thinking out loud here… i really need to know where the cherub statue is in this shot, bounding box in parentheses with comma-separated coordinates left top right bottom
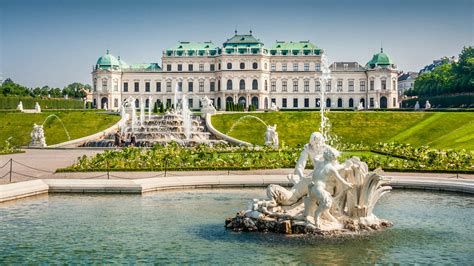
(264, 124, 279, 148)
(30, 123, 47, 147)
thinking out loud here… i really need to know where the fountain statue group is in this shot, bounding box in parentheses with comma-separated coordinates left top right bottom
(29, 124, 47, 147)
(226, 132, 392, 235)
(264, 124, 279, 148)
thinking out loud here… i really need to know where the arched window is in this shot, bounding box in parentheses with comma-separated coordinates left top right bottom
(227, 62, 232, 70)
(252, 62, 258, 69)
(349, 98, 354, 108)
(156, 99, 162, 107)
(145, 99, 150, 108)
(135, 99, 139, 108)
(326, 98, 331, 108)
(337, 98, 343, 108)
(218, 80, 221, 91)
(380, 96, 388, 108)
(217, 97, 221, 109)
(239, 79, 245, 90)
(264, 80, 268, 91)
(252, 79, 258, 90)
(226, 96, 233, 103)
(238, 96, 247, 108)
(360, 98, 365, 108)
(227, 80, 233, 90)
(251, 96, 259, 109)
(240, 62, 245, 69)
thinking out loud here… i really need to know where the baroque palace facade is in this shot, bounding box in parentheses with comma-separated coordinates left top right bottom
(91, 31, 399, 111)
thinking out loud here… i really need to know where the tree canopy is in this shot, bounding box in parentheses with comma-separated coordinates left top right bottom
(0, 79, 91, 99)
(405, 46, 473, 97)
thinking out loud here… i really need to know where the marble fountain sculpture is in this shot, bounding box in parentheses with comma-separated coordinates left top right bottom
(29, 124, 47, 147)
(225, 132, 393, 235)
(84, 94, 225, 147)
(264, 124, 279, 148)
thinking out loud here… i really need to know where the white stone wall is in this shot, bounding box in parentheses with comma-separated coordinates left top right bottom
(92, 53, 399, 110)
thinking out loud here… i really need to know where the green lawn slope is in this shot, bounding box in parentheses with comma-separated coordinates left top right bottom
(211, 111, 473, 150)
(0, 111, 121, 147)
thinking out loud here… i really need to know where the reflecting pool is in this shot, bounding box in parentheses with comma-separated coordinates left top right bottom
(0, 189, 473, 264)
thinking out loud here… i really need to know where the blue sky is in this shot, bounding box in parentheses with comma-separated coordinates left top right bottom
(1, 0, 473, 88)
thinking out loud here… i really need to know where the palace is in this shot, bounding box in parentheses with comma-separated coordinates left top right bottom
(91, 31, 399, 111)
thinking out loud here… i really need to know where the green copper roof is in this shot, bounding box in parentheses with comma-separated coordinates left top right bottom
(168, 41, 218, 51)
(223, 32, 264, 48)
(96, 50, 121, 69)
(366, 48, 393, 68)
(270, 41, 316, 50)
(122, 63, 161, 72)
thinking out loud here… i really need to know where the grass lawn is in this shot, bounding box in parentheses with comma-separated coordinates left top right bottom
(0, 111, 121, 147)
(211, 111, 474, 150)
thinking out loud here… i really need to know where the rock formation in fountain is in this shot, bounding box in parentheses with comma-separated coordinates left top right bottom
(225, 132, 392, 235)
(29, 123, 47, 147)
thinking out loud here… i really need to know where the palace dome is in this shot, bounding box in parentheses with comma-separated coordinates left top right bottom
(366, 48, 393, 69)
(96, 50, 121, 70)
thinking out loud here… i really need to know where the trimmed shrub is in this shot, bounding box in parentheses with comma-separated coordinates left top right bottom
(0, 96, 84, 110)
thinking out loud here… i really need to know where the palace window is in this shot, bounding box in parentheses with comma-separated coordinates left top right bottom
(240, 62, 245, 70)
(271, 81, 276, 92)
(113, 79, 118, 92)
(252, 62, 258, 69)
(239, 80, 245, 90)
(271, 98, 276, 104)
(326, 80, 331, 92)
(282, 81, 287, 92)
(293, 98, 298, 108)
(227, 80, 233, 90)
(337, 80, 343, 92)
(293, 80, 298, 92)
(210, 64, 215, 71)
(304, 80, 309, 92)
(392, 80, 396, 91)
(134, 82, 139, 92)
(188, 81, 193, 92)
(360, 80, 366, 91)
(370, 97, 374, 107)
(370, 80, 374, 91)
(252, 79, 258, 90)
(93, 79, 97, 91)
(210, 81, 215, 92)
(188, 64, 193, 71)
(188, 98, 193, 108)
(337, 98, 343, 107)
(282, 64, 287, 71)
(145, 82, 150, 92)
(227, 63, 232, 70)
(167, 65, 171, 71)
(218, 80, 221, 91)
(315, 80, 321, 92)
(178, 64, 183, 71)
(304, 63, 309, 71)
(199, 81, 204, 92)
(265, 80, 268, 91)
(293, 63, 298, 71)
(114, 98, 118, 108)
(156, 82, 161, 92)
(199, 64, 204, 71)
(315, 63, 321, 71)
(271, 63, 276, 71)
(282, 98, 287, 108)
(381, 79, 387, 90)
(123, 82, 128, 92)
(393, 97, 397, 107)
(304, 98, 309, 107)
(346, 80, 353, 92)
(177, 82, 183, 92)
(166, 82, 172, 92)
(316, 98, 320, 107)
(349, 98, 354, 108)
(102, 79, 108, 92)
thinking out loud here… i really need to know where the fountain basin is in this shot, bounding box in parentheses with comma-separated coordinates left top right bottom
(0, 189, 472, 264)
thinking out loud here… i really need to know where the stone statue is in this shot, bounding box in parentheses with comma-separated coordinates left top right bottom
(17, 101, 24, 112)
(357, 102, 364, 110)
(303, 148, 353, 229)
(35, 102, 41, 113)
(374, 100, 379, 109)
(425, 100, 431, 109)
(225, 132, 393, 235)
(264, 124, 279, 148)
(269, 102, 279, 112)
(104, 102, 108, 110)
(200, 96, 216, 117)
(414, 101, 420, 111)
(29, 124, 47, 147)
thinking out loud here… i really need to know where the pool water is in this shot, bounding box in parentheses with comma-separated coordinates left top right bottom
(0, 189, 473, 264)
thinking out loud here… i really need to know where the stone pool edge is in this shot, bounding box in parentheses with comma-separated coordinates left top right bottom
(1, 175, 473, 203)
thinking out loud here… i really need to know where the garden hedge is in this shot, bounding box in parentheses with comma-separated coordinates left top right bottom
(0, 96, 84, 110)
